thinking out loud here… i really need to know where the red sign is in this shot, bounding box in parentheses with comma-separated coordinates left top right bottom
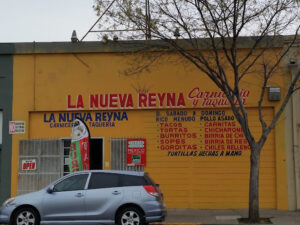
(127, 139, 146, 166)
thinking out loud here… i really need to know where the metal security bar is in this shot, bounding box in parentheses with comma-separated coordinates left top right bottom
(18, 139, 63, 195)
(110, 138, 144, 172)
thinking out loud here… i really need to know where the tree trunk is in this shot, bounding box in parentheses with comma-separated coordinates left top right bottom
(248, 149, 260, 223)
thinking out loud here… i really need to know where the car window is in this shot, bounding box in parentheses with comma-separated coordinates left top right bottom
(88, 173, 119, 189)
(144, 173, 157, 186)
(119, 174, 148, 186)
(54, 174, 88, 192)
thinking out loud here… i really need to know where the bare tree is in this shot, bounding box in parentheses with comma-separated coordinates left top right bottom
(93, 0, 300, 222)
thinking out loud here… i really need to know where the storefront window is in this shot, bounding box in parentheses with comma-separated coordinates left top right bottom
(110, 138, 144, 172)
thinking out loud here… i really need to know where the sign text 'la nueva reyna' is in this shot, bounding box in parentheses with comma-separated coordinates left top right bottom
(67, 89, 250, 110)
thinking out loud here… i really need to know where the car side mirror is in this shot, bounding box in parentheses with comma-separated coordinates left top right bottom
(47, 185, 54, 194)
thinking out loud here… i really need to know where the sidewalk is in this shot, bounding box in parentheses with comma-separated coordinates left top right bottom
(161, 209, 300, 225)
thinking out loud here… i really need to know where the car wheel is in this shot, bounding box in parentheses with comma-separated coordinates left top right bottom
(12, 207, 40, 225)
(117, 207, 145, 225)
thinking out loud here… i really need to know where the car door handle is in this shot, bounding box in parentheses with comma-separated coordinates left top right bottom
(112, 191, 121, 195)
(75, 193, 84, 197)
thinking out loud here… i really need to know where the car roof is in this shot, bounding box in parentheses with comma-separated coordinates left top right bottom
(73, 170, 145, 177)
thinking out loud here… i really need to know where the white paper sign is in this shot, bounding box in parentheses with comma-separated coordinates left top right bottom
(9, 121, 25, 134)
(22, 159, 37, 171)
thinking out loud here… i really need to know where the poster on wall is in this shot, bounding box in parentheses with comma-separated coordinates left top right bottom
(127, 139, 146, 166)
(69, 118, 90, 172)
(9, 121, 25, 134)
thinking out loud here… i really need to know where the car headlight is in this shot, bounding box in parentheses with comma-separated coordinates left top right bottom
(3, 197, 15, 206)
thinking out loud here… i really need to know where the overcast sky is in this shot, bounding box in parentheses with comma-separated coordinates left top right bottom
(0, 0, 99, 43)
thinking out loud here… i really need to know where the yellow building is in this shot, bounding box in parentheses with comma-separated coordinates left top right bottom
(3, 38, 299, 210)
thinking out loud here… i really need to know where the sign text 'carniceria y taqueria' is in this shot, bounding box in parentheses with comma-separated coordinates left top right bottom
(67, 88, 250, 110)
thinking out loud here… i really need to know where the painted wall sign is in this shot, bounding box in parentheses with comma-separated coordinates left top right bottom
(21, 159, 36, 171)
(155, 109, 250, 157)
(187, 88, 250, 107)
(66, 88, 250, 110)
(9, 121, 25, 134)
(39, 108, 250, 159)
(43, 111, 128, 128)
(127, 139, 146, 166)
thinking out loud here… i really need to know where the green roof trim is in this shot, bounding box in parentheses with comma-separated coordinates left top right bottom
(0, 36, 290, 55)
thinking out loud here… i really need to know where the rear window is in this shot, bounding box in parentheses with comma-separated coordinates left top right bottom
(88, 172, 153, 189)
(144, 173, 157, 186)
(119, 174, 149, 187)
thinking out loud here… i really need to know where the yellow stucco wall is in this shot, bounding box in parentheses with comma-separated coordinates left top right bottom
(11, 50, 288, 209)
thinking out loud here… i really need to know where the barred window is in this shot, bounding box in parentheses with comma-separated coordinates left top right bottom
(110, 138, 144, 172)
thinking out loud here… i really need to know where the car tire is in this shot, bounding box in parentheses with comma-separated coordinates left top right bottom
(12, 207, 40, 225)
(116, 206, 145, 225)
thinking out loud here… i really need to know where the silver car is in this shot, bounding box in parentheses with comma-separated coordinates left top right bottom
(0, 170, 166, 225)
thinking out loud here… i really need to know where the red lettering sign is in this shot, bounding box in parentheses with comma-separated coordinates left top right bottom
(187, 88, 250, 107)
(127, 139, 146, 166)
(67, 95, 84, 109)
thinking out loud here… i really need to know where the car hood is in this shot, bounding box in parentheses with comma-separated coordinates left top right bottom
(12, 190, 45, 206)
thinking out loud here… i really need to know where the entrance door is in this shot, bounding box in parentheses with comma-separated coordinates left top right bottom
(62, 138, 103, 175)
(90, 138, 103, 170)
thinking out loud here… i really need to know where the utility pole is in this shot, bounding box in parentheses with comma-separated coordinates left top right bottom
(145, 0, 151, 40)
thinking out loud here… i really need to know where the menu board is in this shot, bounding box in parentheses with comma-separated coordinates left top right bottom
(155, 109, 250, 157)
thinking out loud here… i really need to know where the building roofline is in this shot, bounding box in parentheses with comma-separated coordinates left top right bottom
(0, 35, 295, 55)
